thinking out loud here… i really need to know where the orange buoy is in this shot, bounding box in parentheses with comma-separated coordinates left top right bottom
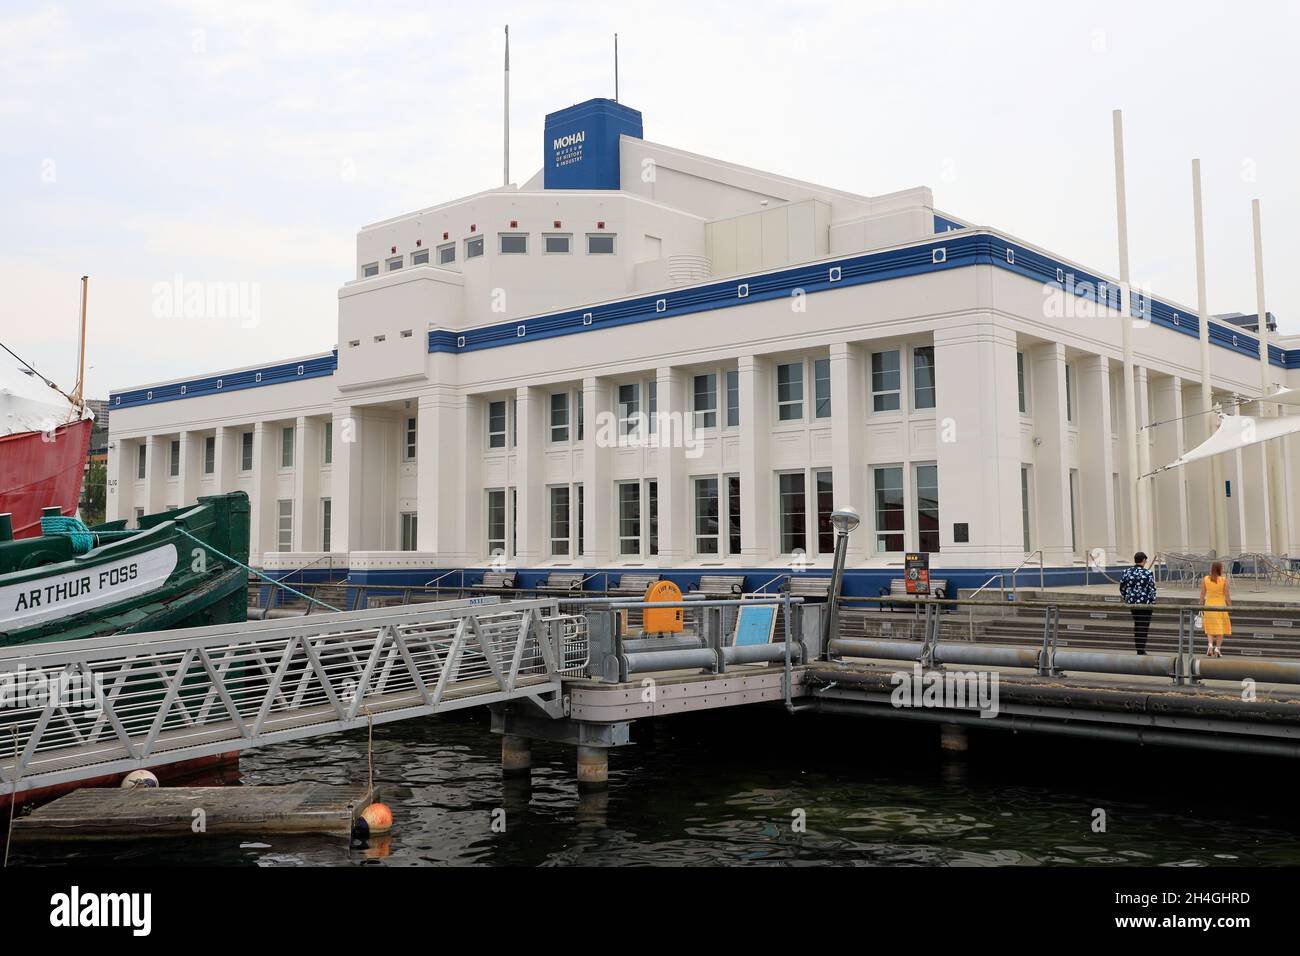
(360, 802, 393, 834)
(642, 580, 684, 634)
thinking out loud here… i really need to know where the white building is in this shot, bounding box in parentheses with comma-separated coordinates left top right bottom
(107, 97, 1300, 591)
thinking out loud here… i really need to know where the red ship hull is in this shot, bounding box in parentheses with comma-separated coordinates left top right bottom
(0, 418, 92, 538)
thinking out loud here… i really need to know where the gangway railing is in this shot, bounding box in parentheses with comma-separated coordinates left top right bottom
(0, 597, 587, 798)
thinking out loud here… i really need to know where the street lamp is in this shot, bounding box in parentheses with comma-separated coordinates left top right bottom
(825, 505, 860, 655)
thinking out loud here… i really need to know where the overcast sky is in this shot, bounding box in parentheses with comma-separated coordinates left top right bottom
(2, 0, 1298, 397)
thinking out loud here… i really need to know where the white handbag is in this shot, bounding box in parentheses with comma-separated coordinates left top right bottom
(1193, 612, 1204, 630)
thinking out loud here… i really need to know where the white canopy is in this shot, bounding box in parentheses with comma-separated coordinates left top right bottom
(1155, 412, 1300, 475)
(0, 355, 87, 438)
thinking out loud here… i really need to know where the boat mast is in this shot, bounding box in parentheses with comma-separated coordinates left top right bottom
(72, 274, 88, 412)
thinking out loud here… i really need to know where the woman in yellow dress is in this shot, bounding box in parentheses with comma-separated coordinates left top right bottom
(1200, 561, 1232, 658)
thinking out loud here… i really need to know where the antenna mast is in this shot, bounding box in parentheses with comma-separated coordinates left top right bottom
(614, 33, 619, 102)
(503, 25, 510, 187)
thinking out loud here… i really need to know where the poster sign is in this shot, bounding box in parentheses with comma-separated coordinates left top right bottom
(733, 604, 777, 646)
(904, 552, 930, 596)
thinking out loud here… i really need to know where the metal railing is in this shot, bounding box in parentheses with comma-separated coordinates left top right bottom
(0, 597, 587, 797)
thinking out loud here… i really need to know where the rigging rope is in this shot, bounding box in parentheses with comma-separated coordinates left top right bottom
(175, 526, 343, 612)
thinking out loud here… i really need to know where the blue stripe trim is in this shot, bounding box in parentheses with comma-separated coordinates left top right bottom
(110, 230, 1295, 409)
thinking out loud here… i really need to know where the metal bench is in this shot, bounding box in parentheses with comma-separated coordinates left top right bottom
(537, 571, 585, 595)
(782, 575, 832, 601)
(690, 574, 747, 598)
(610, 572, 660, 597)
(880, 576, 948, 611)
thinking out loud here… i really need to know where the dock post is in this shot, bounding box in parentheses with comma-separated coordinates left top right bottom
(576, 745, 609, 789)
(940, 723, 968, 753)
(501, 734, 532, 776)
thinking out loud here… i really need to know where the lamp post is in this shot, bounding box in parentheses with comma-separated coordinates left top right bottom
(825, 505, 861, 655)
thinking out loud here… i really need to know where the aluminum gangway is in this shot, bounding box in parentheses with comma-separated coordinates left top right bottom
(0, 597, 588, 797)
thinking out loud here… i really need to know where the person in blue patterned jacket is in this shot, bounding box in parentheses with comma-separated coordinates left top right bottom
(1119, 551, 1157, 655)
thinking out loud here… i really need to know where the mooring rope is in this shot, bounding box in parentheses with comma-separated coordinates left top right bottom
(38, 515, 97, 555)
(174, 526, 343, 612)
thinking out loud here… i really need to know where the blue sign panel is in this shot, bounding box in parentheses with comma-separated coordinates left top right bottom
(733, 605, 777, 646)
(543, 98, 643, 190)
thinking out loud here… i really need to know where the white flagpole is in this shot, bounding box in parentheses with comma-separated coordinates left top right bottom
(1252, 199, 1276, 552)
(1113, 110, 1145, 556)
(503, 25, 510, 187)
(1191, 160, 1224, 554)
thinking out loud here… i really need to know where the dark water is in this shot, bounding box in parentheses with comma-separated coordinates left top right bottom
(12, 707, 1300, 866)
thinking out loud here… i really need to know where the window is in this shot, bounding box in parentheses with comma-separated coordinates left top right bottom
(549, 486, 570, 556)
(1065, 363, 1074, 423)
(577, 391, 585, 441)
(814, 358, 832, 419)
(488, 400, 507, 449)
(648, 480, 659, 556)
(777, 362, 803, 421)
(778, 472, 807, 555)
(694, 477, 719, 554)
(276, 499, 293, 552)
(874, 467, 905, 552)
(1020, 466, 1033, 553)
(323, 421, 333, 465)
(404, 417, 417, 461)
(321, 498, 332, 552)
(134, 507, 144, 526)
(499, 233, 527, 255)
(915, 464, 940, 553)
(386, 256, 403, 272)
(872, 350, 901, 412)
(727, 475, 742, 556)
(816, 469, 835, 553)
(510, 397, 517, 448)
(203, 436, 215, 475)
(438, 243, 455, 265)
(726, 369, 739, 427)
(281, 426, 294, 468)
(913, 346, 936, 410)
(618, 383, 640, 438)
(169, 440, 180, 477)
(544, 234, 571, 254)
(550, 392, 569, 443)
(412, 248, 430, 266)
(137, 444, 147, 480)
(400, 512, 418, 552)
(362, 262, 379, 278)
(693, 373, 717, 430)
(487, 489, 506, 555)
(587, 234, 615, 254)
(647, 380, 657, 436)
(618, 481, 641, 555)
(576, 483, 585, 557)
(240, 432, 253, 471)
(510, 488, 517, 557)
(465, 236, 484, 259)
(1017, 351, 1028, 414)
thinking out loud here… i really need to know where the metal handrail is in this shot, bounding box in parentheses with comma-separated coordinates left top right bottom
(964, 550, 1042, 639)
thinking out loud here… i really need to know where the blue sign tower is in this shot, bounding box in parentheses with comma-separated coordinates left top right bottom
(543, 98, 643, 190)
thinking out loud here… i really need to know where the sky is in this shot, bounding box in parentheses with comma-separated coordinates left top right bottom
(2, 0, 1298, 398)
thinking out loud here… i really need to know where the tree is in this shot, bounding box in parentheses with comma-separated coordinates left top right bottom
(81, 461, 106, 526)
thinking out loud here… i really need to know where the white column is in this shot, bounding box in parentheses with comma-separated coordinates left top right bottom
(329, 408, 363, 555)
(417, 388, 468, 562)
(249, 422, 278, 562)
(829, 342, 868, 563)
(1028, 344, 1072, 565)
(1076, 356, 1116, 560)
(654, 368, 689, 565)
(933, 320, 1022, 568)
(1149, 376, 1189, 553)
(580, 378, 613, 565)
(291, 416, 312, 552)
(106, 438, 132, 522)
(1181, 382, 1212, 551)
(143, 435, 166, 514)
(177, 431, 198, 508)
(515, 386, 549, 565)
(738, 355, 773, 561)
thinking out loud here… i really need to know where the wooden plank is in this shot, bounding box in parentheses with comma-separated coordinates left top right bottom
(11, 783, 376, 840)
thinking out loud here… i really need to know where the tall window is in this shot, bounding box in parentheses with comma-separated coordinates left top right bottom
(321, 498, 332, 552)
(549, 486, 570, 556)
(727, 475, 742, 556)
(510, 488, 518, 557)
(647, 380, 657, 436)
(814, 358, 832, 418)
(550, 392, 569, 442)
(1020, 466, 1033, 553)
(913, 346, 936, 410)
(726, 369, 740, 427)
(488, 400, 507, 449)
(872, 350, 901, 411)
(1016, 351, 1028, 414)
(618, 383, 640, 438)
(617, 481, 641, 555)
(281, 426, 294, 468)
(694, 477, 719, 554)
(816, 469, 835, 553)
(693, 373, 717, 430)
(137, 444, 147, 479)
(486, 489, 506, 555)
(648, 480, 659, 556)
(240, 432, 253, 471)
(276, 499, 293, 552)
(577, 392, 585, 441)
(323, 421, 333, 464)
(1069, 468, 1080, 554)
(169, 440, 180, 477)
(201, 436, 215, 475)
(778, 472, 807, 555)
(576, 483, 585, 557)
(915, 464, 940, 553)
(873, 466, 905, 552)
(1065, 363, 1075, 423)
(400, 512, 417, 551)
(404, 417, 417, 460)
(777, 362, 803, 421)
